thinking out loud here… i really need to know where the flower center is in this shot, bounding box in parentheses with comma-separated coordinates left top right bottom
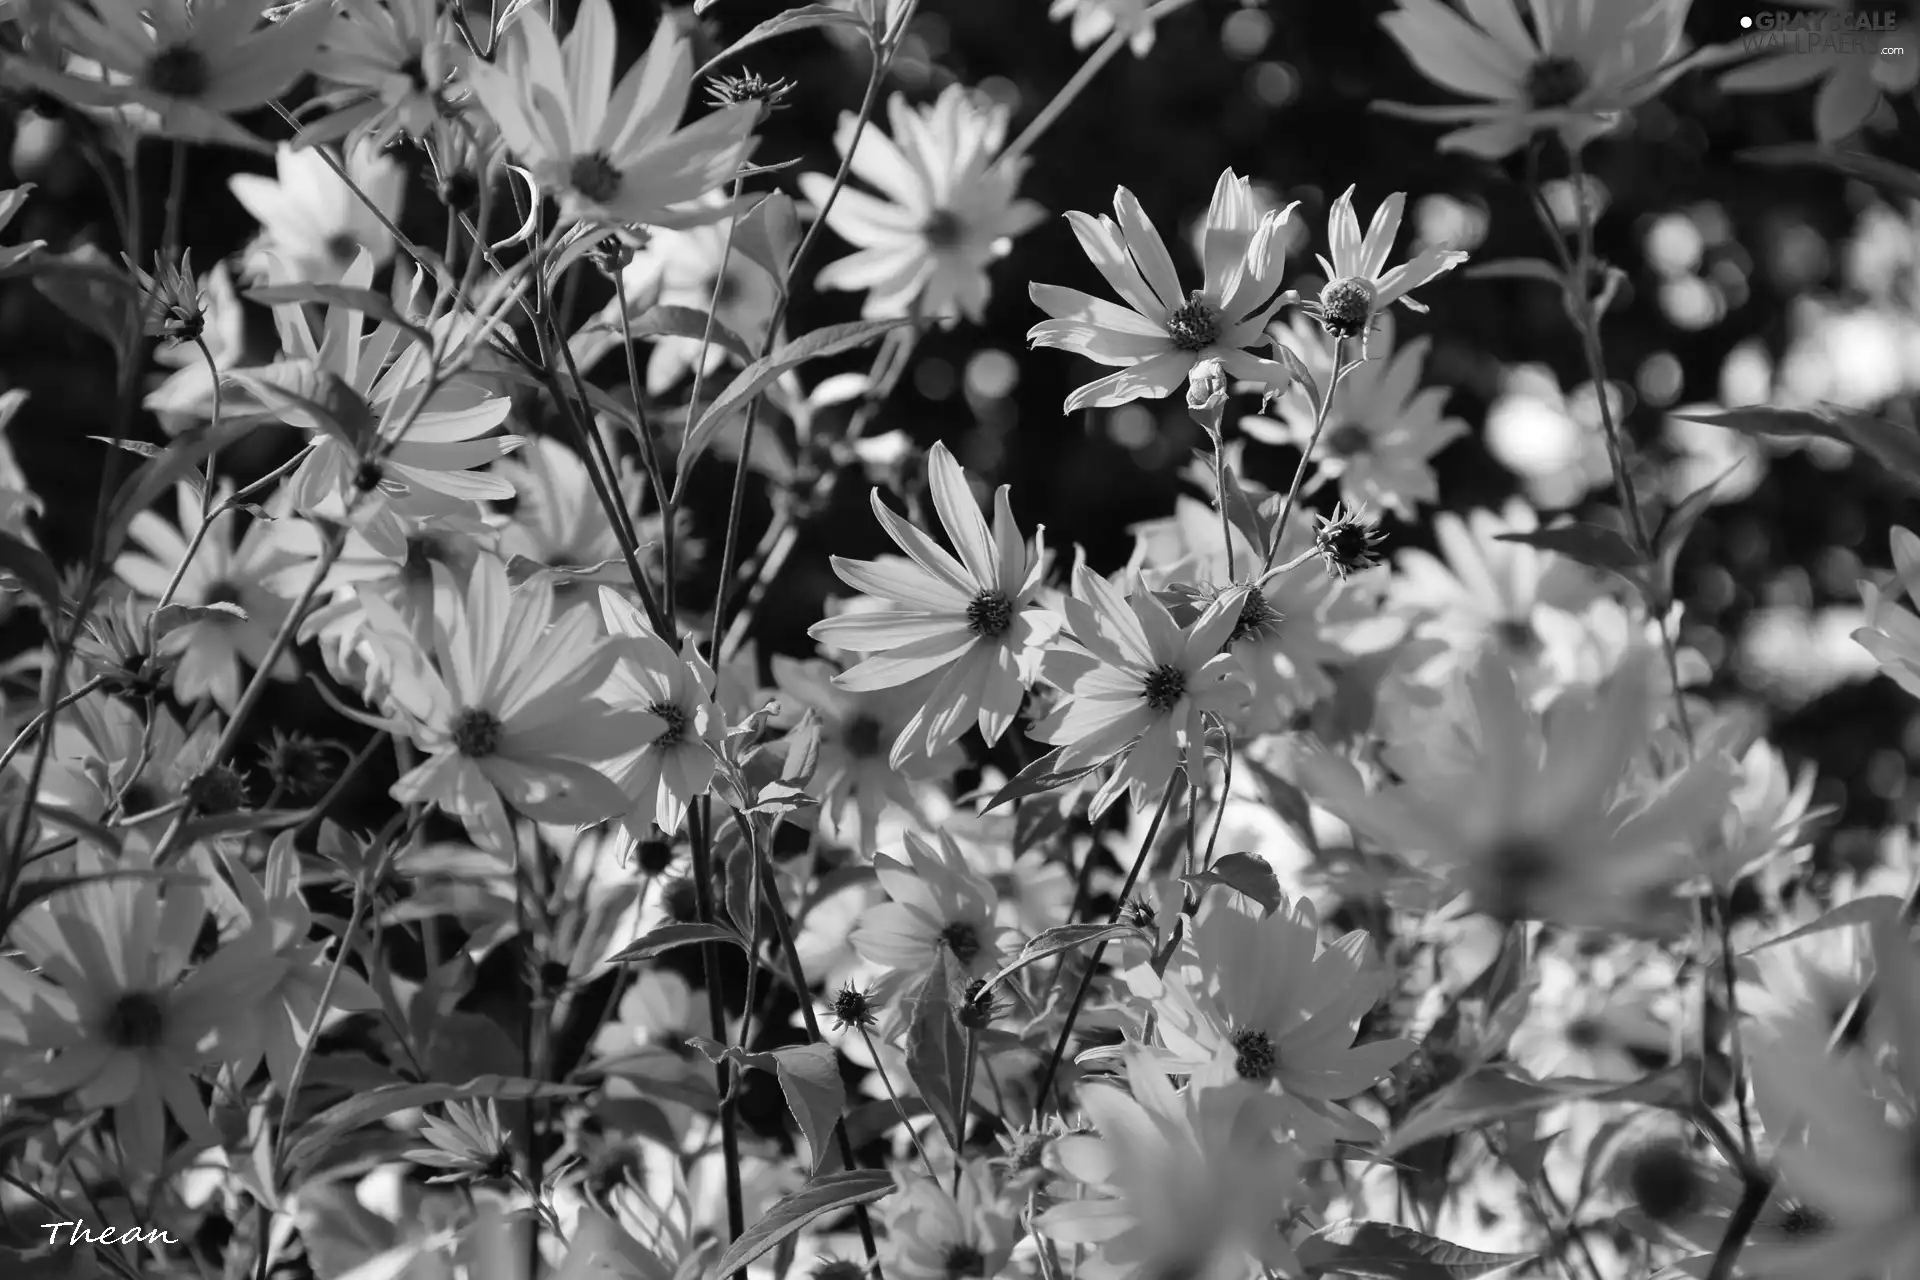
(966, 589, 1014, 638)
(568, 152, 623, 203)
(1227, 589, 1281, 646)
(1524, 56, 1589, 108)
(1323, 422, 1371, 457)
(1624, 1141, 1702, 1223)
(648, 700, 688, 748)
(145, 44, 211, 98)
(940, 921, 982, 965)
(202, 579, 245, 610)
(1496, 618, 1540, 655)
(103, 991, 167, 1049)
(1778, 1203, 1827, 1237)
(943, 1244, 987, 1279)
(452, 707, 503, 758)
(843, 714, 885, 759)
(1317, 276, 1376, 339)
(1231, 1027, 1276, 1080)
(1564, 1015, 1604, 1048)
(1483, 839, 1553, 922)
(1165, 293, 1221, 352)
(921, 208, 966, 249)
(325, 232, 361, 264)
(1141, 663, 1187, 711)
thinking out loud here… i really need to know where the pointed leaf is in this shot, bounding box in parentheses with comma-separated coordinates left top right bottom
(153, 600, 248, 639)
(683, 1038, 846, 1176)
(1298, 1220, 1533, 1279)
(1675, 404, 1920, 495)
(104, 418, 261, 560)
(677, 319, 912, 483)
(1183, 852, 1284, 917)
(1649, 460, 1741, 605)
(283, 1076, 584, 1180)
(696, 5, 867, 79)
(1219, 464, 1274, 562)
(1462, 258, 1565, 286)
(1743, 894, 1901, 955)
(731, 192, 801, 287)
(983, 922, 1143, 992)
(0, 531, 60, 614)
(709, 1170, 895, 1280)
(1494, 524, 1642, 578)
(604, 921, 750, 965)
(1739, 145, 1920, 204)
(984, 746, 1104, 811)
(905, 950, 969, 1154)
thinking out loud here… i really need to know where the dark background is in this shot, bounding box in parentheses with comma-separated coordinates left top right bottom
(1, 0, 1916, 876)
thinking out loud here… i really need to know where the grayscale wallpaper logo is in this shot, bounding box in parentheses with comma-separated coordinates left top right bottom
(1740, 8, 1910, 59)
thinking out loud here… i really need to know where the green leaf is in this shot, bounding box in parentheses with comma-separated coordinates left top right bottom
(1461, 258, 1565, 286)
(1674, 403, 1920, 496)
(905, 950, 969, 1154)
(0, 531, 61, 614)
(1493, 524, 1643, 578)
(153, 600, 247, 640)
(695, 5, 867, 78)
(676, 319, 912, 485)
(1649, 460, 1741, 606)
(708, 1170, 895, 1280)
(1743, 894, 1901, 955)
(1739, 144, 1920, 204)
(984, 746, 1104, 812)
(688, 1039, 845, 1176)
(175, 808, 307, 843)
(746, 780, 818, 819)
(572, 303, 756, 371)
(103, 418, 260, 561)
(1219, 464, 1274, 562)
(604, 921, 750, 965)
(1298, 1219, 1533, 1279)
(982, 922, 1142, 992)
(245, 282, 427, 345)
(283, 1076, 583, 1180)
(1183, 852, 1284, 917)
(730, 193, 801, 288)
(1382, 1067, 1690, 1156)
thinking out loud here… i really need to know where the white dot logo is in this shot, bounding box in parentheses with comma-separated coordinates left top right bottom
(1740, 14, 1753, 26)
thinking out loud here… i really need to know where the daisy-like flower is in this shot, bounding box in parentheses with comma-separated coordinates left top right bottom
(359, 553, 647, 852)
(769, 658, 963, 853)
(1719, 1, 1920, 143)
(1028, 170, 1300, 412)
(113, 481, 300, 711)
(884, 1165, 1018, 1280)
(1290, 648, 1736, 931)
(1312, 502, 1390, 580)
(146, 260, 244, 422)
(465, 0, 759, 229)
(1854, 525, 1920, 696)
(1149, 892, 1414, 1146)
(800, 84, 1045, 324)
(1040, 1052, 1304, 1280)
(850, 831, 1005, 1008)
(1032, 564, 1251, 816)
(1374, 0, 1701, 160)
(0, 848, 286, 1174)
(304, 0, 468, 148)
(228, 140, 406, 284)
(809, 442, 1049, 767)
(574, 205, 779, 394)
(596, 587, 724, 838)
(4, 0, 334, 151)
(1742, 919, 1920, 1280)
(406, 1100, 515, 1185)
(491, 435, 632, 589)
(1303, 186, 1467, 346)
(1241, 311, 1465, 517)
(1051, 0, 1157, 55)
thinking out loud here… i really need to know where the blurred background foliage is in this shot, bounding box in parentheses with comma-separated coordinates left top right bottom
(1, 0, 1916, 883)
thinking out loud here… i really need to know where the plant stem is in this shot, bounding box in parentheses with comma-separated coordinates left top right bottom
(1266, 338, 1347, 570)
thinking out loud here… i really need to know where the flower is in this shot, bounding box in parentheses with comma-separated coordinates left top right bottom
(304, 0, 468, 147)
(1312, 502, 1390, 580)
(0, 847, 285, 1174)
(465, 0, 759, 229)
(406, 1100, 516, 1184)
(1049, 0, 1156, 56)
(850, 831, 1005, 1006)
(1719, 0, 1920, 142)
(800, 84, 1044, 324)
(1241, 311, 1465, 517)
(809, 442, 1049, 766)
(1304, 186, 1467, 344)
(596, 587, 724, 838)
(1032, 564, 1251, 816)
(1856, 526, 1920, 696)
(1028, 170, 1300, 411)
(360, 553, 647, 851)
(1149, 891, 1414, 1146)
(113, 481, 300, 711)
(1374, 0, 1701, 159)
(883, 1165, 1018, 1280)
(1039, 1052, 1304, 1280)
(228, 140, 406, 284)
(5, 0, 334, 151)
(1290, 648, 1735, 931)
(146, 260, 244, 421)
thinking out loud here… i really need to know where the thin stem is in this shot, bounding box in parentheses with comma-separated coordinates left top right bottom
(859, 1025, 940, 1181)
(1032, 774, 1181, 1114)
(686, 802, 747, 1267)
(954, 1028, 978, 1189)
(1266, 338, 1347, 570)
(0, 676, 107, 776)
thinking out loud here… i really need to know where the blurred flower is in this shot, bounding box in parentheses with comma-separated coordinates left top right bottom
(113, 481, 299, 712)
(851, 831, 1006, 1011)
(229, 140, 405, 284)
(596, 587, 724, 838)
(406, 1100, 515, 1184)
(360, 554, 644, 851)
(1243, 311, 1465, 518)
(883, 1164, 1018, 1280)
(304, 0, 468, 147)
(1303, 186, 1467, 346)
(1050, 0, 1156, 56)
(1375, 0, 1700, 159)
(491, 436, 632, 584)
(1033, 565, 1250, 817)
(801, 84, 1044, 324)
(1029, 170, 1299, 411)
(809, 442, 1049, 767)
(1719, 0, 1920, 142)
(1856, 527, 1920, 697)
(466, 0, 758, 228)
(5, 0, 333, 150)
(1481, 366, 1616, 511)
